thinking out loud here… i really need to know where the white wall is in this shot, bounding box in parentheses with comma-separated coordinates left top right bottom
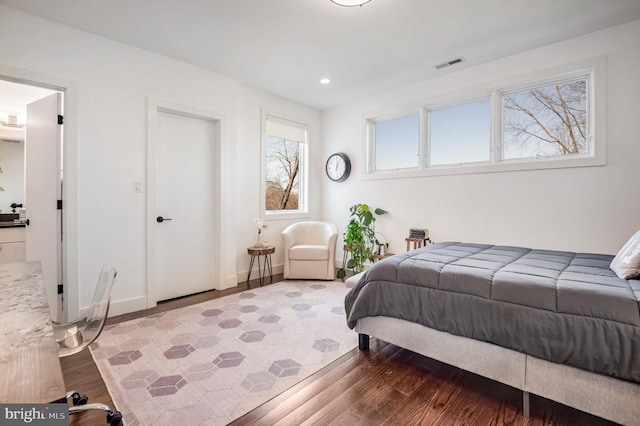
(0, 6, 322, 318)
(323, 19, 640, 258)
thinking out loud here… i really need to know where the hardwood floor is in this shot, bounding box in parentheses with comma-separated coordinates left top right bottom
(63, 276, 615, 426)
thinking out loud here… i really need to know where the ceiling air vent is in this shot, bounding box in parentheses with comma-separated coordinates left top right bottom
(434, 57, 465, 70)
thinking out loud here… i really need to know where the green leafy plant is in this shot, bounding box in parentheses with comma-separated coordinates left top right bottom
(337, 203, 388, 280)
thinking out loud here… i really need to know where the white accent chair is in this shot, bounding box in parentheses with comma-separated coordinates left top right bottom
(282, 221, 338, 280)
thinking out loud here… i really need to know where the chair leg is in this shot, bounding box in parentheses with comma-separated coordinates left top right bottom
(66, 390, 88, 405)
(69, 403, 123, 425)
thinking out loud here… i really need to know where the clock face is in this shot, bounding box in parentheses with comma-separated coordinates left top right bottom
(325, 153, 351, 182)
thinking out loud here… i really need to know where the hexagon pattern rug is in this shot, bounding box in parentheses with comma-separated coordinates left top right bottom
(90, 280, 358, 425)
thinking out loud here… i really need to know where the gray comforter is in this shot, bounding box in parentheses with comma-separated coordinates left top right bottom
(345, 242, 640, 383)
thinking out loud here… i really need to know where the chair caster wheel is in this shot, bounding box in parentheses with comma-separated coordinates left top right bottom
(71, 392, 89, 405)
(107, 410, 122, 426)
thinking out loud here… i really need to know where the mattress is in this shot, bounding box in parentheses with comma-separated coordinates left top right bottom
(344, 242, 640, 383)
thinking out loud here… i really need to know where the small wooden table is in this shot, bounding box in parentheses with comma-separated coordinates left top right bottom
(247, 245, 275, 286)
(0, 261, 66, 403)
(405, 237, 431, 251)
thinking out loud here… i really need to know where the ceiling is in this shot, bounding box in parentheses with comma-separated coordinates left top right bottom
(2, 0, 640, 110)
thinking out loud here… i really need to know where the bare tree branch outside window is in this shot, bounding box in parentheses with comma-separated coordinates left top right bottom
(265, 136, 300, 210)
(503, 78, 588, 160)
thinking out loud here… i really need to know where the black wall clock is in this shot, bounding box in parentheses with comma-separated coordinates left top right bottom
(325, 152, 351, 182)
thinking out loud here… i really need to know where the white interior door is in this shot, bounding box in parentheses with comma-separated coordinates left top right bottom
(155, 111, 217, 301)
(25, 92, 62, 320)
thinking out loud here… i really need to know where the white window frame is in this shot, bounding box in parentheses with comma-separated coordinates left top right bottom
(367, 110, 423, 174)
(364, 57, 605, 180)
(426, 95, 492, 169)
(261, 112, 310, 219)
(364, 105, 426, 177)
(499, 74, 593, 163)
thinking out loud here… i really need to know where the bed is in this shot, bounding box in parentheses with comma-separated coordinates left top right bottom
(344, 242, 640, 425)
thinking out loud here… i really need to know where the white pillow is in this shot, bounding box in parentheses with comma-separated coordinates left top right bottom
(610, 231, 640, 280)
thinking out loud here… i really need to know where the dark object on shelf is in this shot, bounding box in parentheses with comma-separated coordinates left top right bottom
(409, 228, 429, 239)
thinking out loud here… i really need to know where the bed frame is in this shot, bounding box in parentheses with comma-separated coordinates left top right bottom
(356, 316, 640, 425)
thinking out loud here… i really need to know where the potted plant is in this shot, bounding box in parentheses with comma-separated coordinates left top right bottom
(337, 203, 387, 280)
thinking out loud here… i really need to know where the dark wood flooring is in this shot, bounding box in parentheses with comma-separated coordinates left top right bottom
(63, 275, 615, 426)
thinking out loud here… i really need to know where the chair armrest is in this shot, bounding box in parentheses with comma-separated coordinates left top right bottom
(327, 231, 338, 257)
(281, 230, 295, 257)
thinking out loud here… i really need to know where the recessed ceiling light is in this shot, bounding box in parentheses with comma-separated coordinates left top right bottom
(320, 78, 331, 85)
(331, 0, 371, 6)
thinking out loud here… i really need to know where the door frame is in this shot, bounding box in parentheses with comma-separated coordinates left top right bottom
(0, 64, 79, 321)
(146, 98, 231, 308)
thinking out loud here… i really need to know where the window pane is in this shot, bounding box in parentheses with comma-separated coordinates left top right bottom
(429, 99, 490, 166)
(374, 114, 420, 171)
(502, 78, 588, 160)
(265, 118, 305, 212)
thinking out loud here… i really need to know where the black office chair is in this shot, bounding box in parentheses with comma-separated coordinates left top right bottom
(53, 265, 123, 426)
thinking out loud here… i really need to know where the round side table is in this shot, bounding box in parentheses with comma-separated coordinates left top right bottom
(247, 245, 275, 286)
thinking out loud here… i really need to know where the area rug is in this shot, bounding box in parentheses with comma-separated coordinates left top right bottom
(90, 280, 357, 425)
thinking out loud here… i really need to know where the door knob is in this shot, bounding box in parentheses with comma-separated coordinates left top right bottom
(156, 216, 172, 223)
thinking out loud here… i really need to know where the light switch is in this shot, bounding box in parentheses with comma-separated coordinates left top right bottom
(133, 181, 143, 193)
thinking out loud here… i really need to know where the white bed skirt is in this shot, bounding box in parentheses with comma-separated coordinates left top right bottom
(355, 316, 640, 425)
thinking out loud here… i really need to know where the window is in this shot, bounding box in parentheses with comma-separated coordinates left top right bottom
(502, 78, 588, 160)
(428, 99, 490, 166)
(372, 114, 420, 171)
(365, 62, 601, 178)
(264, 115, 308, 215)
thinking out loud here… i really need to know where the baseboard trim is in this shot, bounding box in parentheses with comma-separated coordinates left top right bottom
(108, 264, 286, 316)
(220, 274, 238, 290)
(107, 296, 149, 318)
(238, 263, 284, 284)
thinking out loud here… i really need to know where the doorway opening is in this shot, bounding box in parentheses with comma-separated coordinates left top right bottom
(0, 78, 65, 320)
